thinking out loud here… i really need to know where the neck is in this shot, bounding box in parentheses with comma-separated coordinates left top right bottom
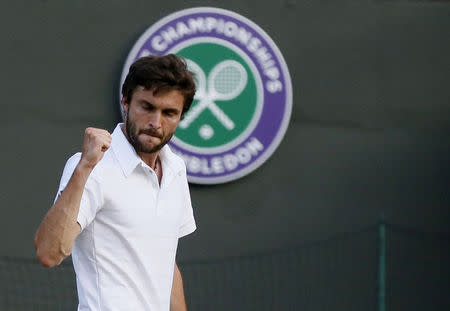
(138, 151, 159, 170)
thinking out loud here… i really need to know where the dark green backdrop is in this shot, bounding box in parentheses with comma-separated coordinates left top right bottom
(0, 1, 449, 310)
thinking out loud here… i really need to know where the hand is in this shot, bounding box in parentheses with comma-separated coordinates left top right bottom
(79, 127, 111, 169)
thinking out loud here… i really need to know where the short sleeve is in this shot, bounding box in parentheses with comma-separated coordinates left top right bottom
(178, 173, 197, 238)
(55, 153, 103, 231)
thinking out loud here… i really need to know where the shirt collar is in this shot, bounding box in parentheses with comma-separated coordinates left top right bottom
(111, 123, 184, 178)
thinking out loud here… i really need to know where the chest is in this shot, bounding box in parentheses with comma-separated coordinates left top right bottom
(97, 169, 186, 238)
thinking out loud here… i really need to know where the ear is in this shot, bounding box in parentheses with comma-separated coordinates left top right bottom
(121, 97, 129, 118)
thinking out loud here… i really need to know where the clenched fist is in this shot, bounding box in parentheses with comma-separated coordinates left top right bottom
(80, 127, 112, 169)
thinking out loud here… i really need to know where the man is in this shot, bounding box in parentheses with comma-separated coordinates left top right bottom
(34, 54, 197, 311)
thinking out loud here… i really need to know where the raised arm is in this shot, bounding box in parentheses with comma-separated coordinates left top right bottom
(34, 128, 111, 267)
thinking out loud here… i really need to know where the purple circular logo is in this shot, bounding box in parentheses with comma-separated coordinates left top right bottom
(121, 7, 292, 184)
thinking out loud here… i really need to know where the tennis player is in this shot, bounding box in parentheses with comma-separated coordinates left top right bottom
(34, 54, 197, 311)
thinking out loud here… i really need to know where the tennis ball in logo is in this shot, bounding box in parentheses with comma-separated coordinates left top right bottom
(173, 42, 258, 149)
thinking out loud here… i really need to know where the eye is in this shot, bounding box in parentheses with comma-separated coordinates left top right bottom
(164, 109, 179, 117)
(142, 102, 155, 111)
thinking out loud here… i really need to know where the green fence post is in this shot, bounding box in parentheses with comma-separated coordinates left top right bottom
(378, 222, 386, 311)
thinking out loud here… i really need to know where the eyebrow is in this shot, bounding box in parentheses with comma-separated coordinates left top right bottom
(140, 100, 181, 114)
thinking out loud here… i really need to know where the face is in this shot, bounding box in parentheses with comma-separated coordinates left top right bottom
(122, 86, 184, 155)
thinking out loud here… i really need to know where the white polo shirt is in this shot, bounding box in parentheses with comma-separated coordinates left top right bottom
(56, 124, 196, 311)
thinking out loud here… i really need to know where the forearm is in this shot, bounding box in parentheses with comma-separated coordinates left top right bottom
(170, 263, 188, 311)
(34, 161, 93, 267)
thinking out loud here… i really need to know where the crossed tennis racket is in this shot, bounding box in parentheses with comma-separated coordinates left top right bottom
(179, 59, 248, 131)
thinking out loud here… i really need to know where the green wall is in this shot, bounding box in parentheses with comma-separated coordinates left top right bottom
(0, 2, 448, 308)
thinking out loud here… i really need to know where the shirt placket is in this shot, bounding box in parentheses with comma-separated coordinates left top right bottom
(140, 163, 160, 214)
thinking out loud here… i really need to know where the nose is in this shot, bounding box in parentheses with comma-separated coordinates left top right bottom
(148, 111, 162, 129)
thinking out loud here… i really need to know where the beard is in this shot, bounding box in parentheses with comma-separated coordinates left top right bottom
(125, 117, 173, 154)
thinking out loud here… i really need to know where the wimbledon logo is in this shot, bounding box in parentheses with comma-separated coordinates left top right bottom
(121, 7, 292, 184)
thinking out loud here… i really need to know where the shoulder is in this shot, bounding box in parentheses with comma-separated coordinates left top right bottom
(61, 152, 82, 178)
(62, 149, 116, 180)
(171, 152, 187, 171)
(163, 146, 187, 173)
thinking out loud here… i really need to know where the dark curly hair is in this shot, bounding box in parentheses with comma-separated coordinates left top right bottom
(121, 54, 196, 117)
